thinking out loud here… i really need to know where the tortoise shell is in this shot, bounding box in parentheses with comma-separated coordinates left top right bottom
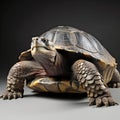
(19, 26, 117, 83)
(41, 27, 115, 62)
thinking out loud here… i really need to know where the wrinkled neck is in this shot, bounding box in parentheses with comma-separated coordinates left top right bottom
(46, 51, 66, 76)
(33, 51, 66, 76)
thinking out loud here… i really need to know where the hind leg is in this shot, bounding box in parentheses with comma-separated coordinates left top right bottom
(108, 69, 120, 88)
(72, 59, 118, 107)
(0, 60, 47, 100)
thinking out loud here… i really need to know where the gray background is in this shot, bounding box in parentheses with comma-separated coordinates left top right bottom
(0, 83, 120, 120)
(0, 0, 120, 120)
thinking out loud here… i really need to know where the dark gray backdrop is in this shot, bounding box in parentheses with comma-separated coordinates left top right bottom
(1, 0, 120, 77)
(1, 1, 120, 120)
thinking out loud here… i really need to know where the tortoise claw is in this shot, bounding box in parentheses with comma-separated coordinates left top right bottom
(89, 96, 118, 107)
(108, 82, 120, 88)
(0, 91, 23, 100)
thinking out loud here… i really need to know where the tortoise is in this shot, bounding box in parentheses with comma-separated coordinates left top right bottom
(1, 26, 120, 107)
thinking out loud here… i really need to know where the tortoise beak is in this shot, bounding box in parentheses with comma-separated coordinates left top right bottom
(31, 37, 55, 51)
(31, 37, 46, 49)
(32, 37, 39, 48)
(31, 37, 52, 54)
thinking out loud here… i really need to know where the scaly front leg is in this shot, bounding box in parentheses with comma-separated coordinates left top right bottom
(72, 59, 118, 107)
(0, 61, 46, 100)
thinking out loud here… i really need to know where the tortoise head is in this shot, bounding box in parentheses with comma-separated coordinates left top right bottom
(31, 37, 55, 51)
(31, 37, 57, 64)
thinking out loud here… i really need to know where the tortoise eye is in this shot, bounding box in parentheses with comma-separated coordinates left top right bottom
(41, 38, 46, 42)
(41, 38, 49, 46)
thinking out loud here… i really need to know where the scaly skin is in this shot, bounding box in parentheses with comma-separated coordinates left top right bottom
(72, 59, 118, 107)
(0, 61, 47, 99)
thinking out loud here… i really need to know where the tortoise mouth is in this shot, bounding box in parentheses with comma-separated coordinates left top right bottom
(31, 45, 50, 51)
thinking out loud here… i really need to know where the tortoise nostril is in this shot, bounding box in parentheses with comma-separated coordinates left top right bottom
(32, 37, 39, 41)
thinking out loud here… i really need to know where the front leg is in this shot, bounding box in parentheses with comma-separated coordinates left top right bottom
(0, 61, 46, 100)
(72, 60, 118, 107)
(108, 69, 120, 88)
